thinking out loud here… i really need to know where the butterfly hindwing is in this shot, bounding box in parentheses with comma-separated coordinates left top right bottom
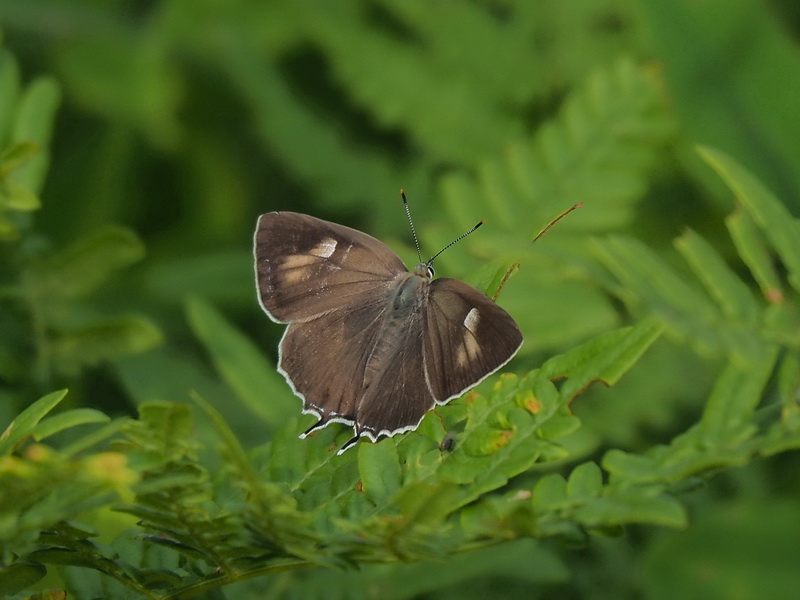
(352, 307, 435, 440)
(278, 290, 395, 427)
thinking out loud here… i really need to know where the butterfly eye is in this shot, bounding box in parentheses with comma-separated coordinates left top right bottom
(427, 265, 435, 278)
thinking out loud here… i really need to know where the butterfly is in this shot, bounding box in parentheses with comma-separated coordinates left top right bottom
(254, 197, 522, 453)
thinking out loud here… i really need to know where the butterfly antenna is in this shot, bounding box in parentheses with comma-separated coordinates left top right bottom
(427, 220, 485, 266)
(401, 189, 423, 263)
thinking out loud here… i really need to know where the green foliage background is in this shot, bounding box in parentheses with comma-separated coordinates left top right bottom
(1, 1, 800, 598)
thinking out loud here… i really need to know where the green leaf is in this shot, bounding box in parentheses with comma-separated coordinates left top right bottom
(48, 520, 99, 540)
(357, 440, 402, 505)
(593, 235, 765, 362)
(49, 316, 162, 375)
(434, 377, 558, 503)
(25, 548, 101, 570)
(127, 401, 195, 462)
(145, 250, 253, 305)
(0, 389, 68, 455)
(478, 259, 520, 301)
(0, 561, 47, 595)
(60, 417, 131, 458)
(391, 481, 465, 534)
(0, 177, 40, 211)
(266, 417, 353, 500)
(566, 462, 603, 498)
(186, 297, 296, 429)
(640, 0, 800, 210)
(777, 350, 800, 408)
(576, 492, 687, 529)
(602, 450, 658, 482)
(0, 212, 19, 240)
(192, 393, 318, 557)
(725, 207, 784, 303)
(29, 409, 111, 442)
(699, 350, 779, 446)
(538, 318, 664, 407)
(9, 76, 60, 193)
(0, 50, 21, 144)
(191, 394, 253, 476)
(31, 226, 145, 302)
(594, 234, 717, 315)
(536, 415, 581, 441)
(306, 2, 527, 164)
(0, 140, 39, 174)
(698, 145, 800, 294)
(674, 227, 759, 323)
(532, 473, 568, 508)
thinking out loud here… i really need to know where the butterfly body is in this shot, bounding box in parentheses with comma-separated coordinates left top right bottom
(254, 211, 522, 452)
(363, 270, 426, 388)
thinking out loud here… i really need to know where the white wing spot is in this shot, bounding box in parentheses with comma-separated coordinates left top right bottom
(457, 309, 482, 368)
(310, 237, 337, 258)
(463, 308, 480, 334)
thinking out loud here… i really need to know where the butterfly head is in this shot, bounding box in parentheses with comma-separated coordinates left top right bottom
(413, 262, 435, 280)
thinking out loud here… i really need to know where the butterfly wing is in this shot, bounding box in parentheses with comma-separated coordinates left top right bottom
(254, 212, 407, 323)
(278, 289, 397, 428)
(422, 278, 523, 404)
(355, 277, 522, 440)
(255, 211, 411, 429)
(351, 307, 433, 441)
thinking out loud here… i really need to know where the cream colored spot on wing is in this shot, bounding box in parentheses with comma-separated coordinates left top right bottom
(456, 345, 467, 368)
(463, 308, 480, 334)
(282, 254, 318, 269)
(279, 239, 337, 284)
(456, 310, 482, 368)
(310, 237, 337, 258)
(456, 339, 482, 368)
(280, 254, 316, 285)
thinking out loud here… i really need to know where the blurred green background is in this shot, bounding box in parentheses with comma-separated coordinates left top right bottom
(2, 0, 800, 598)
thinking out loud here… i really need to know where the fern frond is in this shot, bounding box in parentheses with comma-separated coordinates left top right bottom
(592, 147, 799, 363)
(439, 57, 675, 237)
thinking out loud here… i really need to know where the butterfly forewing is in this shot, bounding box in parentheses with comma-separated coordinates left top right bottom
(423, 278, 523, 403)
(255, 212, 407, 322)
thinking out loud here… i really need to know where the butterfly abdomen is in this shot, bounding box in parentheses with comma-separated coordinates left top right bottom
(362, 272, 428, 390)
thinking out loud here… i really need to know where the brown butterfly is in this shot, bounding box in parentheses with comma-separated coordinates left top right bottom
(254, 196, 522, 453)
